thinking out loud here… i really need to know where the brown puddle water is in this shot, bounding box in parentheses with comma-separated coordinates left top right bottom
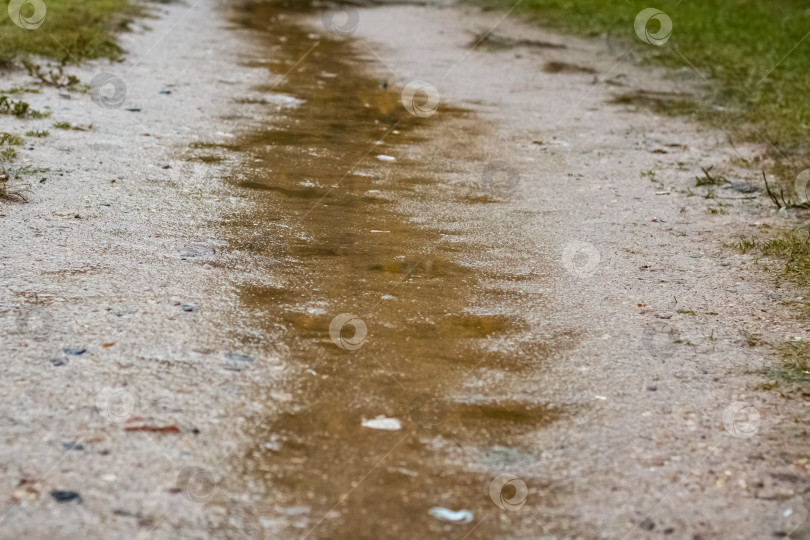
(216, 1, 579, 537)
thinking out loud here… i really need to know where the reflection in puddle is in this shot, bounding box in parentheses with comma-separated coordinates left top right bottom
(218, 1, 578, 537)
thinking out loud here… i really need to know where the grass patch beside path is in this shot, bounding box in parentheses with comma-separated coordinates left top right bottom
(734, 228, 810, 296)
(490, 0, 810, 391)
(0, 0, 136, 64)
(483, 0, 810, 176)
(760, 229, 810, 289)
(0, 0, 136, 204)
(776, 341, 810, 382)
(733, 229, 810, 387)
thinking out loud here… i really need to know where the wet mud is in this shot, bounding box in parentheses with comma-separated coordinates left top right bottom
(217, 1, 578, 537)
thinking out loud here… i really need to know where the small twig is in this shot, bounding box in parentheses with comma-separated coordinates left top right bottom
(762, 171, 783, 208)
(762, 171, 810, 210)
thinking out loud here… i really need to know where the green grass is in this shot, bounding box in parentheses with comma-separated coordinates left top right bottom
(768, 341, 810, 388)
(484, 0, 810, 176)
(0, 132, 23, 146)
(23, 60, 81, 88)
(0, 95, 48, 118)
(733, 228, 810, 316)
(0, 1, 135, 205)
(733, 229, 810, 290)
(731, 229, 810, 388)
(0, 164, 33, 202)
(778, 341, 810, 374)
(761, 229, 810, 287)
(0, 87, 39, 95)
(0, 0, 135, 64)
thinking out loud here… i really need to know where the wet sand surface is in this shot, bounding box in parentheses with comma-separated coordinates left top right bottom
(219, 2, 810, 538)
(1, 0, 809, 538)
(221, 2, 580, 537)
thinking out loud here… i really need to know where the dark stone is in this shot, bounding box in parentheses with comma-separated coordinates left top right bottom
(51, 490, 81, 503)
(64, 348, 86, 356)
(62, 441, 84, 451)
(51, 357, 68, 367)
(225, 353, 253, 362)
(729, 181, 758, 193)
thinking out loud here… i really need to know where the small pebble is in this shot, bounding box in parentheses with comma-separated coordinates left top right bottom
(64, 348, 86, 356)
(362, 416, 402, 431)
(50, 358, 68, 367)
(51, 490, 81, 503)
(225, 353, 253, 362)
(428, 507, 473, 524)
(62, 441, 84, 451)
(729, 181, 758, 193)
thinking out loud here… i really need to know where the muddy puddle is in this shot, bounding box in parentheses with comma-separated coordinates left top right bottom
(213, 1, 580, 537)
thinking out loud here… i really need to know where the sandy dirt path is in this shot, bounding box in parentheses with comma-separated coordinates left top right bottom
(1, 1, 809, 539)
(0, 0, 296, 536)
